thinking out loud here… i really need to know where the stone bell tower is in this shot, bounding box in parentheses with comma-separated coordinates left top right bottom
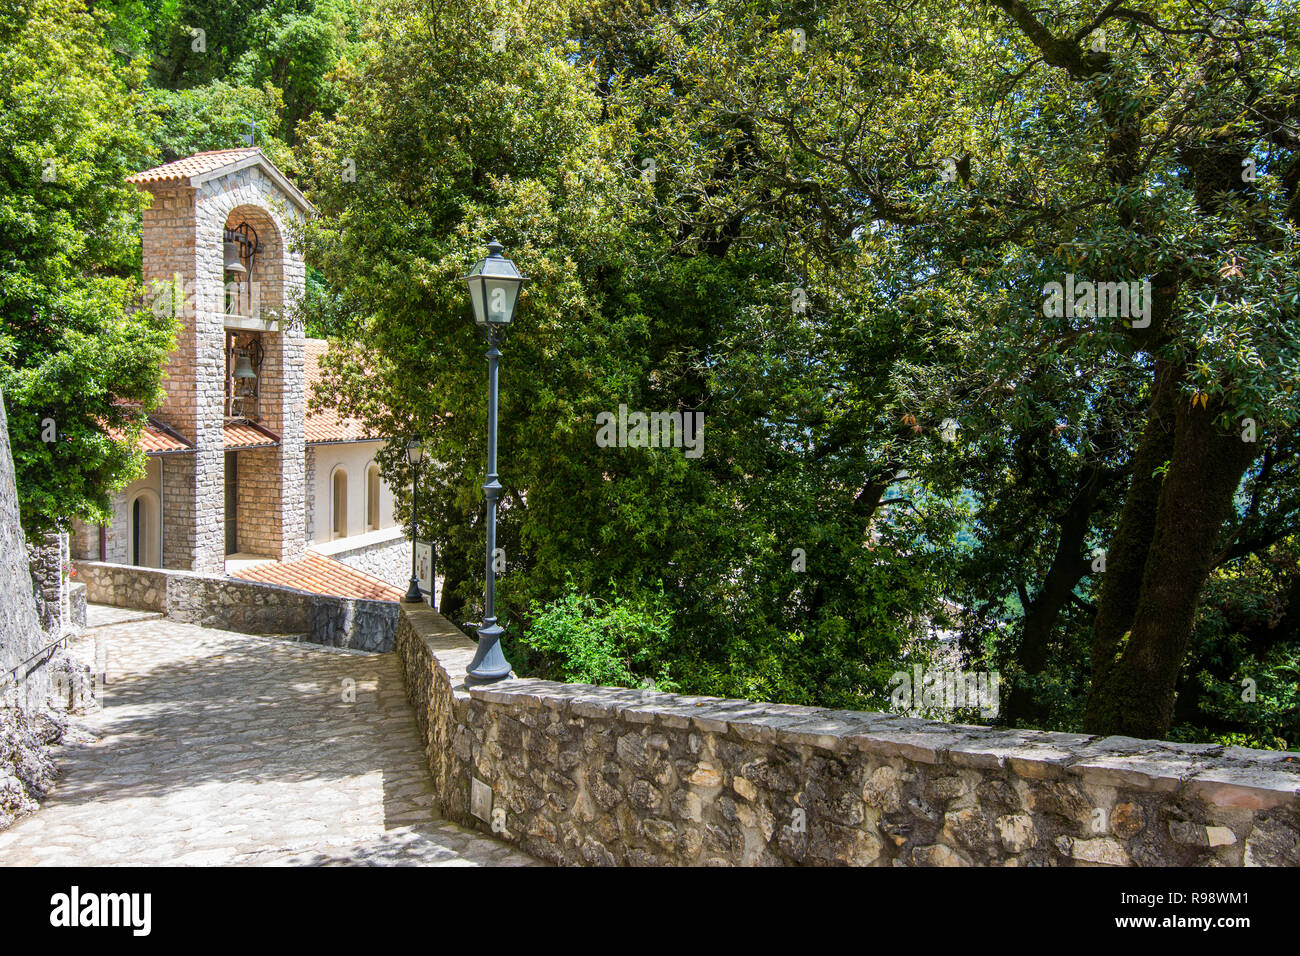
(127, 149, 314, 573)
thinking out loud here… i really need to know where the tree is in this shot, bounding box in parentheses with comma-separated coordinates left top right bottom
(301, 0, 1300, 740)
(298, 0, 952, 709)
(0, 0, 177, 534)
(626, 0, 1300, 737)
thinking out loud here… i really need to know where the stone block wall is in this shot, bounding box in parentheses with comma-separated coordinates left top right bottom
(75, 560, 397, 651)
(331, 537, 410, 589)
(25, 533, 63, 634)
(139, 183, 225, 574)
(68, 582, 86, 631)
(0, 394, 51, 711)
(69, 519, 99, 563)
(161, 451, 197, 569)
(304, 446, 316, 544)
(396, 606, 1300, 867)
(104, 492, 129, 564)
(235, 447, 281, 556)
(200, 170, 307, 565)
(142, 184, 201, 436)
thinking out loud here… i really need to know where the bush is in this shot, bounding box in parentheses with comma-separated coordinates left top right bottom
(515, 585, 677, 691)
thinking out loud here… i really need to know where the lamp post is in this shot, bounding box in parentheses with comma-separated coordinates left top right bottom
(462, 239, 527, 683)
(403, 437, 424, 603)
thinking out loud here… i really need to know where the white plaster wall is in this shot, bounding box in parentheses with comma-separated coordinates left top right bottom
(308, 440, 399, 545)
(97, 456, 164, 565)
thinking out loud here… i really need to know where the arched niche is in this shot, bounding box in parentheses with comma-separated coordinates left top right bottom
(331, 465, 348, 540)
(129, 489, 162, 567)
(365, 462, 381, 531)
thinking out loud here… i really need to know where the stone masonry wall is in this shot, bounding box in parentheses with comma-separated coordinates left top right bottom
(68, 582, 86, 631)
(331, 537, 410, 590)
(396, 606, 1300, 867)
(0, 394, 51, 711)
(161, 454, 195, 569)
(200, 173, 307, 565)
(304, 445, 316, 544)
(25, 533, 63, 635)
(236, 446, 281, 556)
(140, 183, 216, 572)
(136, 157, 308, 572)
(69, 518, 97, 563)
(75, 560, 396, 652)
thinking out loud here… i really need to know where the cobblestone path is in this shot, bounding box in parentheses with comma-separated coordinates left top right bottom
(0, 606, 541, 866)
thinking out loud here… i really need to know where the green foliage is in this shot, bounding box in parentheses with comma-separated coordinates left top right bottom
(1171, 541, 1300, 750)
(144, 80, 291, 165)
(297, 0, 960, 712)
(97, 0, 357, 164)
(0, 0, 177, 534)
(515, 584, 677, 689)
(300, 0, 1300, 741)
(23, 0, 1298, 742)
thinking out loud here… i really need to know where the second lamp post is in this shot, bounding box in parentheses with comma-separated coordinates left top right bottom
(403, 437, 424, 603)
(462, 239, 527, 683)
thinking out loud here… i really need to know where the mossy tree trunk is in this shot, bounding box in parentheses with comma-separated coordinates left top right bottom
(1084, 385, 1259, 737)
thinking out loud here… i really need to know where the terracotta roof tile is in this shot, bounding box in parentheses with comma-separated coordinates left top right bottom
(304, 338, 380, 443)
(224, 420, 280, 449)
(230, 552, 403, 602)
(105, 417, 193, 454)
(126, 148, 261, 186)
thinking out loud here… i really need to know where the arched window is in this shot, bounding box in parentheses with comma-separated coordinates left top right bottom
(331, 468, 348, 539)
(365, 464, 380, 531)
(129, 491, 161, 567)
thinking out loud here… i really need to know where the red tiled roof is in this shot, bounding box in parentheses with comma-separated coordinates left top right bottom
(224, 420, 280, 449)
(304, 338, 380, 443)
(230, 552, 403, 602)
(126, 148, 315, 215)
(126, 148, 261, 185)
(105, 417, 193, 454)
(102, 338, 382, 452)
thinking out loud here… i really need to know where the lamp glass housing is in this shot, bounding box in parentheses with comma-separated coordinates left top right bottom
(463, 240, 526, 326)
(406, 438, 424, 466)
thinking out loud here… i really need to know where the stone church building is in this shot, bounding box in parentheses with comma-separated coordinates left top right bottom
(69, 149, 408, 600)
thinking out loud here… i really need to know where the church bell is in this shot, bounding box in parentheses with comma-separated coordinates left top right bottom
(233, 350, 257, 380)
(223, 241, 247, 276)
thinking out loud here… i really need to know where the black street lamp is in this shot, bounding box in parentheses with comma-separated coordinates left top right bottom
(462, 239, 527, 683)
(403, 437, 424, 603)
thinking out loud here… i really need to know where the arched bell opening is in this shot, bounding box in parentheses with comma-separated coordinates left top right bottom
(220, 205, 284, 321)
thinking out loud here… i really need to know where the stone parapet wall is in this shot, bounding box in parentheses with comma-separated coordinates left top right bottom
(397, 606, 477, 821)
(75, 560, 396, 652)
(396, 605, 1300, 867)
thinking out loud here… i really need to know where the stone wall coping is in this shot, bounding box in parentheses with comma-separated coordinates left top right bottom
(399, 606, 1300, 804)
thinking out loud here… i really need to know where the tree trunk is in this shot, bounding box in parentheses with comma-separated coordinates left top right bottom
(1084, 393, 1259, 737)
(1084, 359, 1180, 723)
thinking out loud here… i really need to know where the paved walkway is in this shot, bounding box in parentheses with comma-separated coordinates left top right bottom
(0, 606, 541, 866)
